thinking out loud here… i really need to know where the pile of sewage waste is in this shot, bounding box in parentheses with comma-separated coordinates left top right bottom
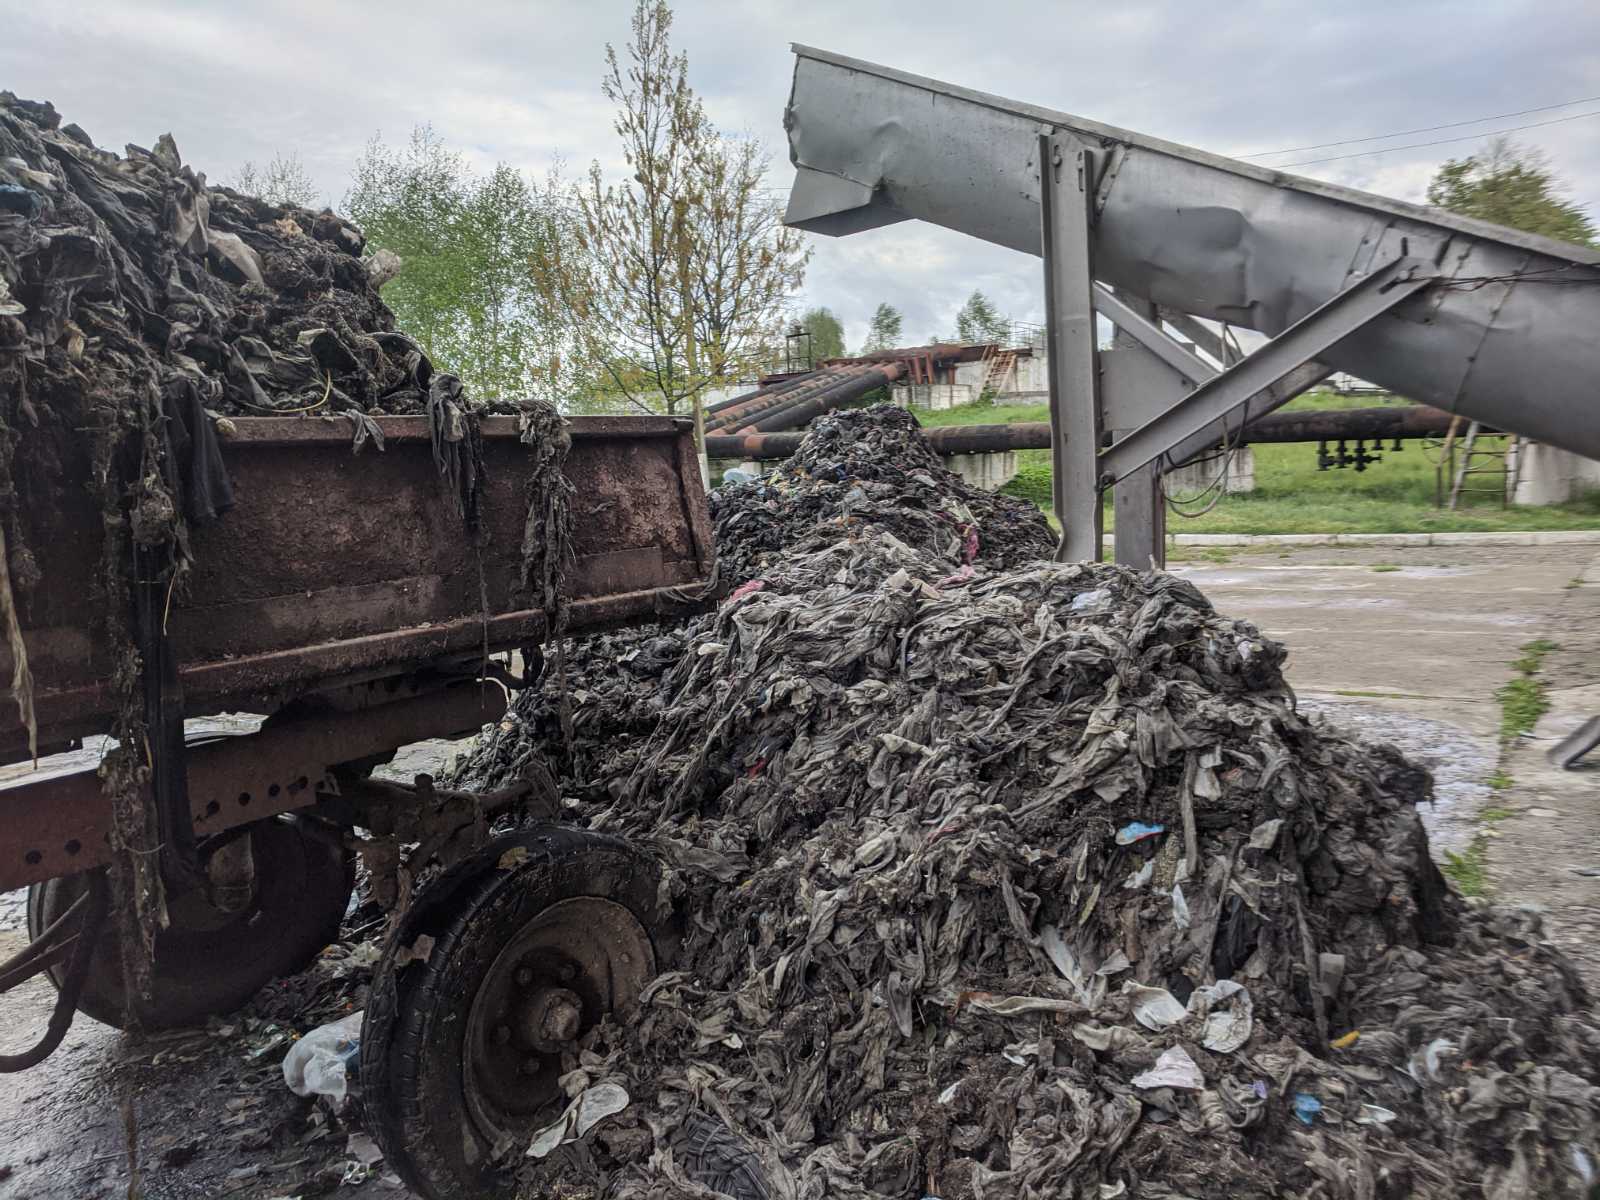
(4, 88, 1596, 1200)
(1, 91, 444, 427)
(450, 406, 1600, 1200)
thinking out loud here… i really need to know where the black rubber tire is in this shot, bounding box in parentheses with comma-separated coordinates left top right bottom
(26, 816, 354, 1029)
(360, 826, 667, 1200)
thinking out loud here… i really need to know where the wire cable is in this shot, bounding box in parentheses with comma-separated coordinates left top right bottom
(1241, 94, 1600, 159)
(1278, 109, 1600, 168)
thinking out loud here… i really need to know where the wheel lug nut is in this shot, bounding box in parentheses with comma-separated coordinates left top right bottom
(493, 1025, 511, 1045)
(514, 967, 534, 986)
(540, 998, 582, 1044)
(520, 1057, 542, 1076)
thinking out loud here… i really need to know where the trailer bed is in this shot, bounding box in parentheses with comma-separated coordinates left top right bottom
(0, 413, 714, 763)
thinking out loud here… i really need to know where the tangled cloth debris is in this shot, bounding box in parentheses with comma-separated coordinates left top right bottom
(0, 93, 569, 1018)
(0, 92, 446, 423)
(453, 407, 1600, 1200)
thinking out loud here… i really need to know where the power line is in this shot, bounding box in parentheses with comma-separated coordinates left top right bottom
(1278, 109, 1600, 168)
(1243, 94, 1600, 158)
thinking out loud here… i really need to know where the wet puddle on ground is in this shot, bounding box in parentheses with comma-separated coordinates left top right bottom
(1299, 695, 1490, 858)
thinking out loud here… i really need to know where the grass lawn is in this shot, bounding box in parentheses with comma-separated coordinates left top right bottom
(914, 393, 1600, 534)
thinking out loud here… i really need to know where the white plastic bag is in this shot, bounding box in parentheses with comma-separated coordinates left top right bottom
(527, 1083, 631, 1157)
(282, 1010, 364, 1103)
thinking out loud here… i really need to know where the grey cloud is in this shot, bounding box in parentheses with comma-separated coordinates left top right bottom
(6, 0, 1596, 350)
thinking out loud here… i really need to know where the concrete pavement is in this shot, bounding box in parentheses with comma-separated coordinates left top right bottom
(1175, 541, 1596, 858)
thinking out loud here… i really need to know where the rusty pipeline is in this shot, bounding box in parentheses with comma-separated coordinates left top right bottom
(706, 373, 815, 418)
(705, 370, 849, 432)
(736, 363, 908, 434)
(707, 403, 1462, 460)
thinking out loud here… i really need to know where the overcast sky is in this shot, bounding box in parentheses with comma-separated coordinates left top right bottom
(5, 0, 1598, 351)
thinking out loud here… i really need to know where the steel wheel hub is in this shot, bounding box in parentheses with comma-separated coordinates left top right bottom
(462, 895, 654, 1150)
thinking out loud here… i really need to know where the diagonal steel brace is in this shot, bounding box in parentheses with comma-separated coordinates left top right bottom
(1098, 256, 1438, 485)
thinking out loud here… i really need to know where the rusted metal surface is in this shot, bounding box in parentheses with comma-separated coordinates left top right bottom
(0, 414, 714, 764)
(705, 372, 841, 429)
(0, 682, 502, 890)
(707, 404, 1462, 461)
(461, 894, 655, 1146)
(704, 370, 846, 432)
(711, 346, 1000, 433)
(734, 362, 906, 434)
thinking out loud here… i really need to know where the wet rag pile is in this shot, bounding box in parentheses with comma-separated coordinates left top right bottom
(0, 94, 557, 1018)
(0, 91, 444, 425)
(452, 406, 1600, 1200)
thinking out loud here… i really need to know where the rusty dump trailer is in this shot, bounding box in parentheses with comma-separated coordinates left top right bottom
(2, 413, 713, 1199)
(0, 415, 713, 882)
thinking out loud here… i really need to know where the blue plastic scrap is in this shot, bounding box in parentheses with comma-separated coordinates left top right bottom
(1115, 822, 1165, 846)
(1292, 1093, 1322, 1126)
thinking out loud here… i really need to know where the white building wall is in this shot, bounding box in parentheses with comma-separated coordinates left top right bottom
(700, 384, 744, 409)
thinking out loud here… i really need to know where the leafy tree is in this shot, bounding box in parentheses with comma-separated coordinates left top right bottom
(799, 306, 845, 363)
(532, 0, 808, 450)
(233, 151, 319, 207)
(690, 137, 808, 378)
(861, 302, 903, 353)
(1426, 137, 1596, 248)
(345, 127, 574, 405)
(954, 289, 1009, 344)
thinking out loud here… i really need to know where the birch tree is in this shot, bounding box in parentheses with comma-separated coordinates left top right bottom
(533, 0, 808, 452)
(233, 151, 319, 207)
(862, 302, 903, 352)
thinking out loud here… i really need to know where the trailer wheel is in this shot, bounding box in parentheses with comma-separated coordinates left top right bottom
(361, 826, 665, 1200)
(26, 816, 354, 1029)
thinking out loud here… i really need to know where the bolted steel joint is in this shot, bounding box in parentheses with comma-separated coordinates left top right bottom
(516, 985, 584, 1054)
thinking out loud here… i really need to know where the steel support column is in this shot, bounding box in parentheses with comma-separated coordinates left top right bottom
(1107, 291, 1166, 569)
(1100, 257, 1437, 484)
(1039, 134, 1102, 562)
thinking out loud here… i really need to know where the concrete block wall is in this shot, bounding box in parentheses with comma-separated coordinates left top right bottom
(893, 382, 979, 411)
(1163, 447, 1256, 496)
(946, 451, 1019, 492)
(1013, 353, 1048, 395)
(953, 360, 992, 393)
(1512, 442, 1600, 506)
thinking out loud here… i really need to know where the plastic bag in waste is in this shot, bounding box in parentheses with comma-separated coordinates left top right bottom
(527, 1083, 630, 1157)
(1132, 1045, 1205, 1090)
(281, 1010, 363, 1103)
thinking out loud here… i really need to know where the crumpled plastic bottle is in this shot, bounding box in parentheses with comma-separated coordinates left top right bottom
(282, 1010, 363, 1103)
